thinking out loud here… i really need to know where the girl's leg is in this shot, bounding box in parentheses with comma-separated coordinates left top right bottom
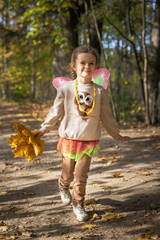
(59, 156, 75, 189)
(72, 154, 91, 206)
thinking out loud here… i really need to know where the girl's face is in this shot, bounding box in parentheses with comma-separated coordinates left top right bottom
(71, 53, 97, 84)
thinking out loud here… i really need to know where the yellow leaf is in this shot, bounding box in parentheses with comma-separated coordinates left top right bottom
(91, 183, 100, 187)
(10, 236, 16, 240)
(46, 171, 51, 174)
(8, 122, 45, 163)
(23, 191, 35, 196)
(113, 173, 121, 178)
(5, 175, 13, 179)
(100, 185, 111, 189)
(84, 199, 99, 206)
(145, 134, 151, 138)
(1, 191, 9, 195)
(56, 164, 62, 168)
(101, 211, 122, 222)
(137, 230, 154, 240)
(81, 224, 99, 230)
(106, 160, 113, 166)
(89, 213, 100, 222)
(62, 236, 70, 239)
(0, 235, 7, 240)
(141, 179, 148, 183)
(140, 171, 150, 176)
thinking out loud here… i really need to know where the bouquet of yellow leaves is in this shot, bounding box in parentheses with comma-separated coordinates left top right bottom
(8, 122, 45, 163)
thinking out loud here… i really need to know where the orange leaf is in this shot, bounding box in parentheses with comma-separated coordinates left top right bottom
(113, 173, 121, 178)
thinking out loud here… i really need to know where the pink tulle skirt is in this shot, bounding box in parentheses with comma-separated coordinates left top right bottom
(57, 138, 99, 161)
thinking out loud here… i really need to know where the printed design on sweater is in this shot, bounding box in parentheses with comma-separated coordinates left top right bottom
(74, 91, 93, 119)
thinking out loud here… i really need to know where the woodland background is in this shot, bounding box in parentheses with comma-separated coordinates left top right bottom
(0, 0, 160, 125)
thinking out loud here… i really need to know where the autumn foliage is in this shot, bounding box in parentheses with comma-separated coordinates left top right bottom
(8, 122, 45, 163)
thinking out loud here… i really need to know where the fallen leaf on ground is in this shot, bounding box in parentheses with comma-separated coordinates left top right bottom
(1, 191, 10, 195)
(106, 160, 113, 166)
(97, 157, 109, 161)
(128, 144, 136, 148)
(12, 166, 21, 171)
(141, 179, 148, 183)
(91, 183, 100, 187)
(143, 212, 150, 217)
(23, 191, 35, 196)
(84, 199, 99, 206)
(122, 178, 127, 182)
(113, 173, 121, 178)
(22, 231, 33, 237)
(0, 205, 14, 211)
(5, 176, 13, 179)
(137, 230, 154, 240)
(81, 224, 99, 230)
(85, 233, 103, 238)
(15, 209, 28, 214)
(63, 236, 81, 240)
(41, 234, 49, 238)
(89, 213, 100, 222)
(100, 185, 111, 189)
(56, 164, 62, 168)
(140, 171, 150, 176)
(10, 236, 16, 240)
(101, 211, 122, 222)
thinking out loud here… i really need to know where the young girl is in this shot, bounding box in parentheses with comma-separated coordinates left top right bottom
(35, 46, 130, 221)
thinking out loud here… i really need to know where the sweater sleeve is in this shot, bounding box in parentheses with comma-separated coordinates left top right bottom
(40, 87, 64, 134)
(100, 88, 121, 140)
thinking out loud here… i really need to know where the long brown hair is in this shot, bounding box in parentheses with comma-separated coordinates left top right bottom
(70, 46, 99, 79)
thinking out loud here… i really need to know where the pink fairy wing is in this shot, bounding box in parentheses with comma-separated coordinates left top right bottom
(52, 77, 72, 90)
(92, 68, 110, 89)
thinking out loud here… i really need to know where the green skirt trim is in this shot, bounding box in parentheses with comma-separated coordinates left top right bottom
(61, 144, 99, 162)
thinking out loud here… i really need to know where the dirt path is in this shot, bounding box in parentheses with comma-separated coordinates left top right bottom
(0, 102, 160, 240)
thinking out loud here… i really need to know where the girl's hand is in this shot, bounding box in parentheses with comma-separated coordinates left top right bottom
(34, 130, 44, 138)
(118, 136, 130, 142)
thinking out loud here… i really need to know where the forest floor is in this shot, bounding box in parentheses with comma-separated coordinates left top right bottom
(0, 102, 160, 240)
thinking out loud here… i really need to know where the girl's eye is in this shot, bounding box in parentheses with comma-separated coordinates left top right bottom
(81, 62, 85, 65)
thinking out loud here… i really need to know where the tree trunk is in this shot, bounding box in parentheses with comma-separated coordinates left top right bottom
(31, 49, 36, 100)
(142, 0, 150, 124)
(87, 0, 103, 55)
(149, 0, 160, 125)
(53, 1, 79, 78)
(89, 0, 117, 120)
(126, 0, 145, 106)
(2, 0, 10, 100)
